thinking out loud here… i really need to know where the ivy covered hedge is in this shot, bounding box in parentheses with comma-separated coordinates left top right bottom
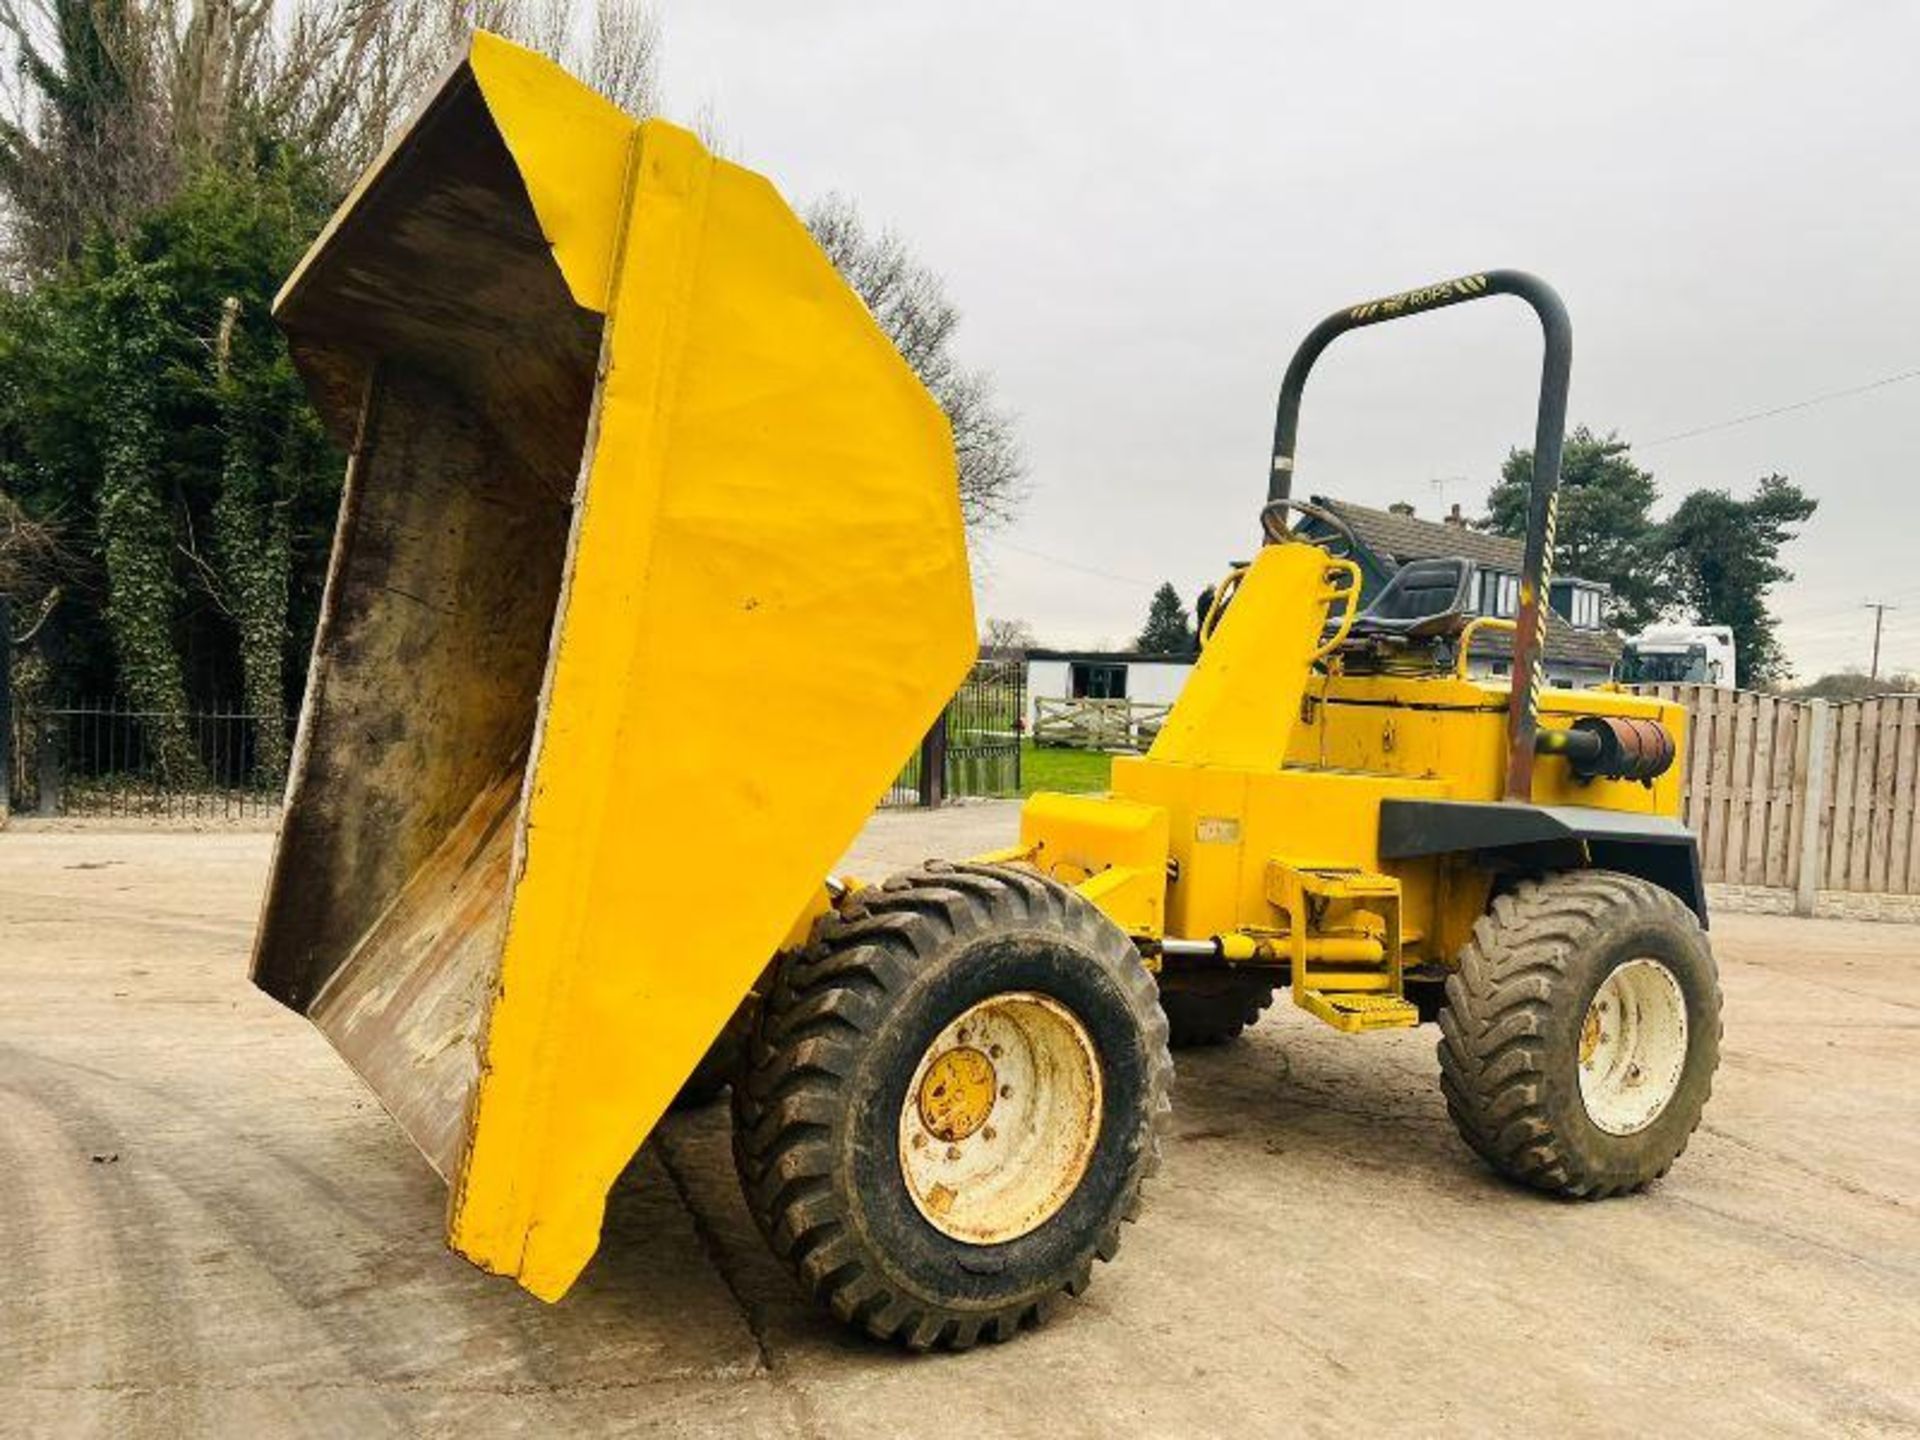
(0, 151, 339, 780)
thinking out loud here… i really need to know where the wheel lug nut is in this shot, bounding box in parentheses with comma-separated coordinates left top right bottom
(946, 1145, 962, 1161)
(911, 1132, 927, 1149)
(999, 1084, 1012, 1098)
(989, 1044, 1003, 1059)
(981, 1126, 996, 1142)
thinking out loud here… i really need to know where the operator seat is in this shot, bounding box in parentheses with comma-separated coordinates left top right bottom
(1343, 557, 1475, 639)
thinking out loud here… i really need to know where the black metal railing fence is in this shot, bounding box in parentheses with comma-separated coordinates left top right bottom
(879, 658, 1025, 808)
(7, 699, 284, 820)
(9, 660, 1024, 822)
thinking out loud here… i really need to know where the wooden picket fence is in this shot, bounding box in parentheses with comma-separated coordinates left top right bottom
(1032, 697, 1171, 751)
(1631, 684, 1920, 904)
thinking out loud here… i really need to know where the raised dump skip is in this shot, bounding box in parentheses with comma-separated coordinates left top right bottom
(253, 33, 975, 1301)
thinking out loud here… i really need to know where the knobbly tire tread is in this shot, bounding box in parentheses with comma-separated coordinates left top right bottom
(1156, 970, 1277, 1047)
(731, 861, 1173, 1351)
(1436, 869, 1723, 1199)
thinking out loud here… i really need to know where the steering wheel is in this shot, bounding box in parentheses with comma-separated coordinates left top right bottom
(1259, 497, 1359, 559)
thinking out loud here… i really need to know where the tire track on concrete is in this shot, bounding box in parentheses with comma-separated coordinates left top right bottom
(652, 1127, 832, 1440)
(1700, 1122, 1915, 1215)
(1, 1050, 481, 1433)
(0, 1076, 209, 1440)
(3, 1044, 773, 1432)
(0, 887, 256, 944)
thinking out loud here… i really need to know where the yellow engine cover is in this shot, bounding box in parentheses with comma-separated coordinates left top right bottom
(253, 34, 974, 1301)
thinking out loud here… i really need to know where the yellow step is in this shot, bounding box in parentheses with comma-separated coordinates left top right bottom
(1302, 969, 1394, 992)
(1297, 989, 1421, 1033)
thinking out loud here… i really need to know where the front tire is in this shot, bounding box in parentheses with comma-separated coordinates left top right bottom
(732, 862, 1172, 1350)
(1437, 870, 1721, 1198)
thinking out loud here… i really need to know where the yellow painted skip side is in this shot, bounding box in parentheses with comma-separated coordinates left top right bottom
(467, 32, 635, 310)
(447, 87, 975, 1293)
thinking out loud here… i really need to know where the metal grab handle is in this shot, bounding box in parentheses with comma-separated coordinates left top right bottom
(1197, 565, 1249, 649)
(1310, 559, 1365, 664)
(1265, 269, 1572, 801)
(1198, 555, 1362, 663)
(1453, 616, 1517, 679)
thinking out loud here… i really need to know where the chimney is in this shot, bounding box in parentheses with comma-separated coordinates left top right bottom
(1444, 502, 1467, 529)
(1388, 501, 1415, 517)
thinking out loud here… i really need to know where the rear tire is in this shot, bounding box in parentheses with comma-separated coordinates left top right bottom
(670, 1032, 741, 1110)
(732, 862, 1172, 1350)
(1437, 870, 1721, 1198)
(1157, 968, 1276, 1047)
(669, 990, 760, 1110)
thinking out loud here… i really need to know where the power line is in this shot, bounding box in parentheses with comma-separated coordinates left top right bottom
(1779, 581, 1920, 627)
(1780, 604, 1905, 631)
(1785, 606, 1914, 630)
(992, 366, 1920, 647)
(989, 538, 1154, 589)
(1639, 366, 1920, 448)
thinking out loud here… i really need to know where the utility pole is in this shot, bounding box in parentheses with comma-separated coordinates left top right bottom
(1865, 601, 1897, 680)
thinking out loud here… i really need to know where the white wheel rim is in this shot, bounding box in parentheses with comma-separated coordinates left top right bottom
(898, 991, 1103, 1245)
(1578, 957, 1689, 1136)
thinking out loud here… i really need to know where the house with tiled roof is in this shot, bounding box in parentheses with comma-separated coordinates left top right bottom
(1297, 497, 1621, 688)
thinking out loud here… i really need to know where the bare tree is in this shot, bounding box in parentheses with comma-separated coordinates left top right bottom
(980, 616, 1036, 653)
(234, 0, 661, 177)
(0, 490, 70, 601)
(0, 0, 167, 271)
(805, 192, 1026, 532)
(1, 489, 78, 704)
(270, 0, 660, 178)
(398, 0, 660, 121)
(0, 0, 662, 270)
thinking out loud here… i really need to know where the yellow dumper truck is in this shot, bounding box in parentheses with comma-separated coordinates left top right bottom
(255, 34, 1720, 1352)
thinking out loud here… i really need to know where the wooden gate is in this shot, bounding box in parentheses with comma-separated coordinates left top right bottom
(1031, 697, 1170, 751)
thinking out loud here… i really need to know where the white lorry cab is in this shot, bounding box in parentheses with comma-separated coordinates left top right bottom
(1619, 624, 1737, 689)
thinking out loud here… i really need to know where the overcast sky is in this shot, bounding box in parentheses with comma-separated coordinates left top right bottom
(651, 2, 1920, 677)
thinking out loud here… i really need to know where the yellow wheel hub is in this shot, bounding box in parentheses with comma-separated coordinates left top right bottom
(918, 1047, 998, 1143)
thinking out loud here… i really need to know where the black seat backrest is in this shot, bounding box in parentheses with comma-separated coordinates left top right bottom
(1370, 557, 1472, 621)
(1341, 556, 1475, 640)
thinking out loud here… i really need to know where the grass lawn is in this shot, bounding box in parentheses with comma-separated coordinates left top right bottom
(1019, 740, 1113, 796)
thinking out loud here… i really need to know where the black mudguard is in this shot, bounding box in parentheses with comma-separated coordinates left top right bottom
(1378, 799, 1708, 928)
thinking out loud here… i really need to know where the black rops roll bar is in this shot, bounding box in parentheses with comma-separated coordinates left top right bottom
(1265, 269, 1572, 802)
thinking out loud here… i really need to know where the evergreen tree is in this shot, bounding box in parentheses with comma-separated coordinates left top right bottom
(1483, 427, 1668, 632)
(1137, 582, 1195, 655)
(1663, 475, 1816, 686)
(0, 153, 339, 763)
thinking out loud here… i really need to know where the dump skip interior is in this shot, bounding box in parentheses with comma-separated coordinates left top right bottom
(252, 68, 603, 1176)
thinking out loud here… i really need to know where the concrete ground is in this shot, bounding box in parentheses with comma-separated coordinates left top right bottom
(2, 803, 1916, 1439)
